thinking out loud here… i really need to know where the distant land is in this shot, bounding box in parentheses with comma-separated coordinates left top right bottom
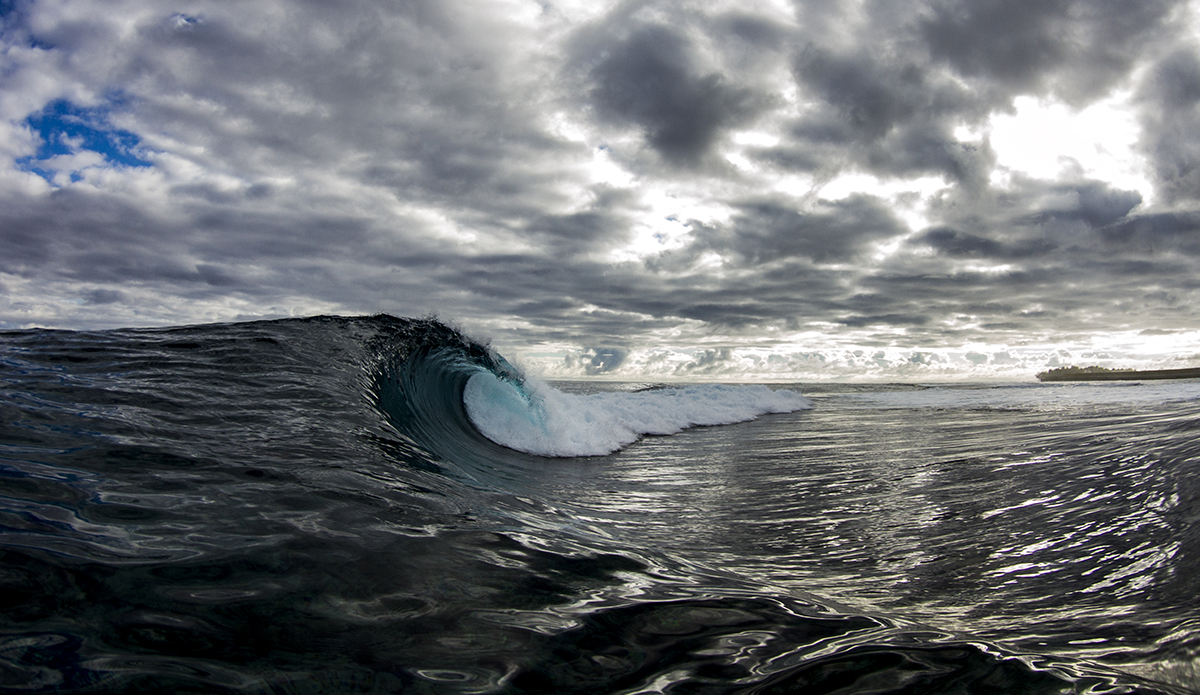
(1036, 366, 1200, 382)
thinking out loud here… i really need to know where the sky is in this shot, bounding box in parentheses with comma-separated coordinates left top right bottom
(2, 0, 1200, 381)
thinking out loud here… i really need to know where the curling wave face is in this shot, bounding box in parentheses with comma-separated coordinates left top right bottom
(371, 320, 811, 459)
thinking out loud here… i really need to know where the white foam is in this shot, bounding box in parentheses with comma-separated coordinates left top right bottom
(463, 373, 813, 457)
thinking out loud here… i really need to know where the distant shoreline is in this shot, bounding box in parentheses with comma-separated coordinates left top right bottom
(1036, 366, 1200, 382)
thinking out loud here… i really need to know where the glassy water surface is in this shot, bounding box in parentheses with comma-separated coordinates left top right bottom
(1, 316, 1197, 693)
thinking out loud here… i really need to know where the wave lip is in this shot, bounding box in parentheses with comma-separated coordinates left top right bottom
(464, 374, 812, 457)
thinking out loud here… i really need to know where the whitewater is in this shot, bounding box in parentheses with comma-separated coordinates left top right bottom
(463, 372, 811, 456)
(1, 315, 1198, 694)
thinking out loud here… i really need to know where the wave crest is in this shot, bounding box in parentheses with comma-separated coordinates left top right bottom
(465, 374, 812, 457)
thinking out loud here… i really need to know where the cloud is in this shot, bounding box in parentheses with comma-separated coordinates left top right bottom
(83, 288, 125, 305)
(693, 193, 906, 265)
(838, 314, 930, 329)
(764, 0, 1181, 186)
(522, 338, 1200, 382)
(910, 180, 1143, 260)
(789, 44, 987, 182)
(914, 228, 1015, 258)
(574, 19, 773, 166)
(580, 347, 629, 375)
(1139, 46, 1200, 204)
(920, 0, 1181, 102)
(1100, 211, 1200, 254)
(1, 0, 1198, 379)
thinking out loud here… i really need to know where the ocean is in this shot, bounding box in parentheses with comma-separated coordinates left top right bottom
(1, 314, 1198, 694)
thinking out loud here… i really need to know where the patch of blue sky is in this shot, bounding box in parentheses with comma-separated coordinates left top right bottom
(17, 98, 153, 183)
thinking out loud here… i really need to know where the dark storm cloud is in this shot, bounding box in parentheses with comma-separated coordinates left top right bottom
(711, 11, 791, 49)
(915, 228, 1023, 259)
(870, 172, 1200, 341)
(789, 46, 990, 182)
(581, 347, 628, 375)
(1101, 211, 1200, 254)
(2, 183, 383, 274)
(699, 194, 907, 264)
(573, 18, 773, 165)
(520, 187, 641, 251)
(762, 0, 1182, 183)
(1139, 47, 1200, 204)
(912, 181, 1143, 260)
(920, 0, 1072, 89)
(436, 241, 849, 335)
(838, 313, 929, 328)
(0, 190, 243, 288)
(919, 0, 1178, 101)
(116, 0, 577, 224)
(0, 182, 447, 318)
(833, 172, 1190, 344)
(911, 178, 1146, 258)
(1054, 183, 1144, 228)
(787, 45, 984, 166)
(83, 288, 125, 305)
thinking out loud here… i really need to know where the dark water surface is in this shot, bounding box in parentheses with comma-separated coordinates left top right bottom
(1, 315, 1197, 693)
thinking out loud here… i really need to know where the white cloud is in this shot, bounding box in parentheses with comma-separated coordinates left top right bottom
(989, 94, 1152, 200)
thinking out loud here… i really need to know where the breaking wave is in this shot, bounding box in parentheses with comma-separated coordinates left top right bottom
(371, 321, 810, 458)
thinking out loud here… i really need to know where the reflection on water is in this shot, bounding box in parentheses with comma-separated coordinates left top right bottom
(2, 320, 1199, 693)
(519, 386, 1200, 689)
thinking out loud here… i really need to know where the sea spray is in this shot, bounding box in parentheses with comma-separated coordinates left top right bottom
(463, 372, 813, 457)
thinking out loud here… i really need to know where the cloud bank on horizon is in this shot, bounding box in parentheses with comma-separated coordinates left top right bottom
(2, 0, 1200, 380)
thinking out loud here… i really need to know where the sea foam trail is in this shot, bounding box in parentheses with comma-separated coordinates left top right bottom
(463, 374, 812, 457)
